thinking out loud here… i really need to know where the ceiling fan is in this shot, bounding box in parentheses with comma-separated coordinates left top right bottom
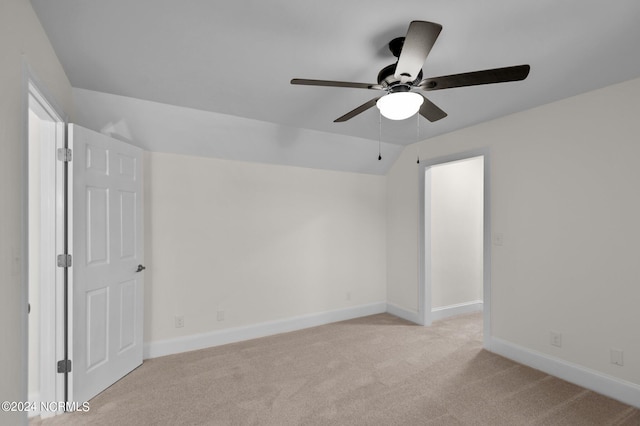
(291, 21, 530, 123)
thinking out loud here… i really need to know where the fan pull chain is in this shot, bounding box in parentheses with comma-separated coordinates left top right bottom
(416, 114, 421, 164)
(378, 111, 382, 161)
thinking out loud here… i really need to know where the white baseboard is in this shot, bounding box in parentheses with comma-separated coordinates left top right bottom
(431, 300, 483, 321)
(144, 302, 386, 359)
(489, 337, 640, 409)
(386, 302, 421, 324)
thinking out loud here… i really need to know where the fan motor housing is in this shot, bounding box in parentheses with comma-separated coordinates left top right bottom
(377, 63, 423, 90)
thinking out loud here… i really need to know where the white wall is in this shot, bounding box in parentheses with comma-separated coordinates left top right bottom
(429, 157, 483, 309)
(144, 152, 387, 344)
(387, 77, 640, 386)
(0, 0, 72, 422)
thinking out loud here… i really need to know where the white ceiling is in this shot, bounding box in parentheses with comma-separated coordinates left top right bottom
(31, 0, 640, 173)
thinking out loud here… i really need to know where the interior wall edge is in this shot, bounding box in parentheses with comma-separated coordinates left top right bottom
(385, 302, 421, 324)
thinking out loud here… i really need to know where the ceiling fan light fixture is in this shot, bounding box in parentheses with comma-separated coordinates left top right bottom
(376, 92, 424, 120)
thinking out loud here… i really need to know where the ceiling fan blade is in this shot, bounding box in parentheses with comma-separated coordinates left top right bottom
(291, 78, 383, 90)
(394, 21, 442, 83)
(419, 95, 447, 122)
(334, 97, 381, 122)
(419, 64, 530, 91)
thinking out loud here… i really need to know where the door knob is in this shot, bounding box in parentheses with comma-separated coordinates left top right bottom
(136, 264, 146, 273)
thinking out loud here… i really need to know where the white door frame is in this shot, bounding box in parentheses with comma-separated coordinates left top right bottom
(23, 72, 68, 418)
(417, 148, 492, 348)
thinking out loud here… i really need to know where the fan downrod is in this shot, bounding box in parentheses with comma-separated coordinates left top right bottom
(388, 37, 405, 58)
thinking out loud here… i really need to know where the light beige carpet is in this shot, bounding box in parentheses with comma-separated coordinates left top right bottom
(32, 313, 639, 425)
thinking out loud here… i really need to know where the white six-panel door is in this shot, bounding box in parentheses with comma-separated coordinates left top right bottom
(69, 124, 143, 403)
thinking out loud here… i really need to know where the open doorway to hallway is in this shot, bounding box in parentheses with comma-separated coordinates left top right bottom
(428, 156, 484, 320)
(419, 150, 490, 347)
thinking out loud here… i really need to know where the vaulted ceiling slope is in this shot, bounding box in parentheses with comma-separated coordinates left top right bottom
(32, 0, 640, 173)
(72, 88, 402, 174)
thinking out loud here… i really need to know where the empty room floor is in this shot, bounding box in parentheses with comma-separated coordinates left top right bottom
(32, 313, 639, 425)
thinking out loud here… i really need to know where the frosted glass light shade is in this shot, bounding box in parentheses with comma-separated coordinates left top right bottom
(376, 92, 424, 120)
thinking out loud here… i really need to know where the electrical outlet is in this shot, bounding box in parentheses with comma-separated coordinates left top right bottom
(611, 348, 624, 366)
(346, 292, 351, 301)
(217, 310, 225, 322)
(550, 331, 562, 348)
(175, 315, 184, 328)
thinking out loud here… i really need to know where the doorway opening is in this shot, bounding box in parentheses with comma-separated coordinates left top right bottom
(419, 150, 491, 348)
(27, 80, 66, 418)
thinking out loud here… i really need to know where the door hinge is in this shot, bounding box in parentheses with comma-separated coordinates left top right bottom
(57, 147, 72, 162)
(57, 360, 72, 374)
(57, 254, 72, 268)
